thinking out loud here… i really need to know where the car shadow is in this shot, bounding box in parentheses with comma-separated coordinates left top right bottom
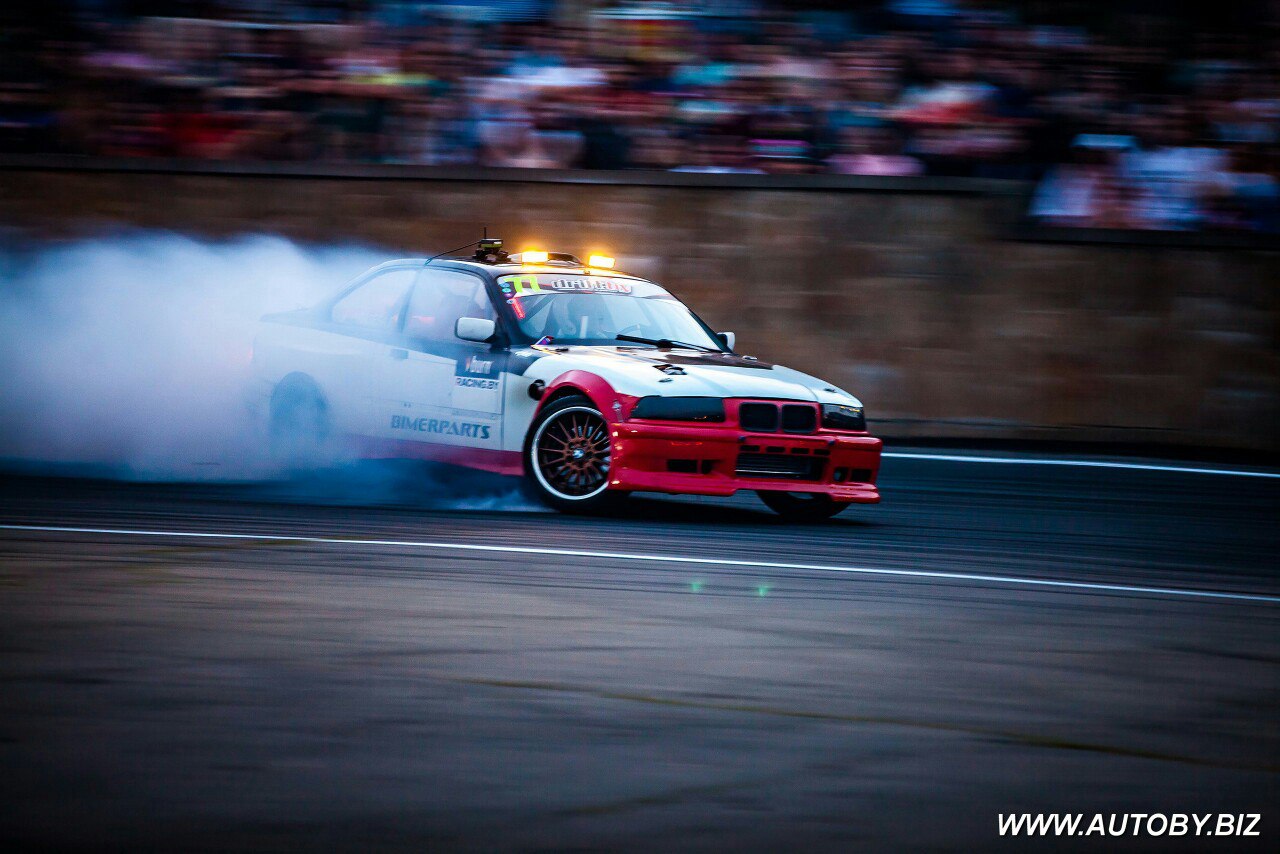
(0, 461, 879, 530)
(608, 494, 878, 529)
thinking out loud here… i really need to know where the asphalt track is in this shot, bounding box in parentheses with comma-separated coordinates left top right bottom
(1, 452, 1277, 851)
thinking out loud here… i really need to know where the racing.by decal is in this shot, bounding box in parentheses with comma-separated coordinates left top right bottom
(455, 353, 501, 389)
(455, 376, 499, 389)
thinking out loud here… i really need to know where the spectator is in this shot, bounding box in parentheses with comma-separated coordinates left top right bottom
(0, 1, 1275, 234)
(1030, 136, 1134, 228)
(828, 127, 925, 176)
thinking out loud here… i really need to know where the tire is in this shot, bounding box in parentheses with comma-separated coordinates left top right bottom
(757, 491, 851, 523)
(269, 377, 330, 471)
(526, 395, 625, 514)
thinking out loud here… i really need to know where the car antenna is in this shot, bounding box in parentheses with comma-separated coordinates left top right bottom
(423, 239, 481, 266)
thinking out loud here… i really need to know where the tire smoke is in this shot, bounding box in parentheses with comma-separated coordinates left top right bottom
(0, 232, 373, 478)
(0, 231, 543, 509)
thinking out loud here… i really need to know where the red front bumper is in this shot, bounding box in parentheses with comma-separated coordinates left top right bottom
(609, 420, 881, 503)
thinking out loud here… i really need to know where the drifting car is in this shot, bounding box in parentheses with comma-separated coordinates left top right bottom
(250, 239, 881, 520)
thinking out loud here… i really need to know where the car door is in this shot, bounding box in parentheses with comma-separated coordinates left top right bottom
(322, 265, 417, 439)
(375, 268, 505, 453)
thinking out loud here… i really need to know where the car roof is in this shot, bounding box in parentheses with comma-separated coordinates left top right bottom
(374, 258, 650, 283)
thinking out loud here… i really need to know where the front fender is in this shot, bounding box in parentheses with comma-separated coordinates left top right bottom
(538, 370, 640, 424)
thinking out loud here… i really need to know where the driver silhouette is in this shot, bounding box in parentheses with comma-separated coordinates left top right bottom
(544, 293, 614, 341)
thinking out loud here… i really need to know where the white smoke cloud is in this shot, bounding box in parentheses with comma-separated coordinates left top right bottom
(0, 232, 545, 510)
(0, 231, 380, 479)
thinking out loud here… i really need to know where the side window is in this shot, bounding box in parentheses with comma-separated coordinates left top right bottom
(404, 271, 495, 344)
(331, 268, 417, 330)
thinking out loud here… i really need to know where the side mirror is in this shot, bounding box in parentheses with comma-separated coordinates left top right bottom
(717, 331, 736, 351)
(455, 317, 496, 343)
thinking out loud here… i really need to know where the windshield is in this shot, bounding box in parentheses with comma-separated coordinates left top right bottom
(499, 274, 723, 350)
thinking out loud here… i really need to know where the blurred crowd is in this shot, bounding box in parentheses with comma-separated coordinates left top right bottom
(2, 1, 1278, 232)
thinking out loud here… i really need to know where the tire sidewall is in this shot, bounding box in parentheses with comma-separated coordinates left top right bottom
(525, 395, 620, 513)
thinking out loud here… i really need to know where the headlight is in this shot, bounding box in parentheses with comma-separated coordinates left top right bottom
(821, 403, 866, 431)
(630, 396, 725, 422)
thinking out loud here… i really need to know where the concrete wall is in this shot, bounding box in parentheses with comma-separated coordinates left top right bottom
(2, 161, 1276, 451)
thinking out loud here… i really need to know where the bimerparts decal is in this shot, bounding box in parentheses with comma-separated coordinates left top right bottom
(390, 416, 492, 440)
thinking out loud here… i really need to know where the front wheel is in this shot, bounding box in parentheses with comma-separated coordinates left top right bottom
(757, 491, 850, 523)
(526, 395, 626, 514)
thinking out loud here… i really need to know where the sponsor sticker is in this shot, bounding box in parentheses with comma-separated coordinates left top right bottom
(455, 353, 501, 390)
(499, 274, 633, 297)
(460, 354, 495, 374)
(455, 376, 498, 389)
(544, 278, 632, 294)
(501, 275, 542, 297)
(391, 415, 492, 440)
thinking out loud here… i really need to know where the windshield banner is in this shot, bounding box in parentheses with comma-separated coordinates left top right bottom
(499, 275, 635, 297)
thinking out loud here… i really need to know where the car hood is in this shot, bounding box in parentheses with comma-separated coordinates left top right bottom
(519, 346, 862, 407)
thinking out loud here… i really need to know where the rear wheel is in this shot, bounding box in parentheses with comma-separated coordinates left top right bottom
(757, 491, 850, 523)
(269, 378, 330, 471)
(526, 396, 625, 513)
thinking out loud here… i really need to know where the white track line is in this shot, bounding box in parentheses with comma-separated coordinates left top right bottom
(882, 452, 1280, 479)
(2, 523, 1277, 605)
